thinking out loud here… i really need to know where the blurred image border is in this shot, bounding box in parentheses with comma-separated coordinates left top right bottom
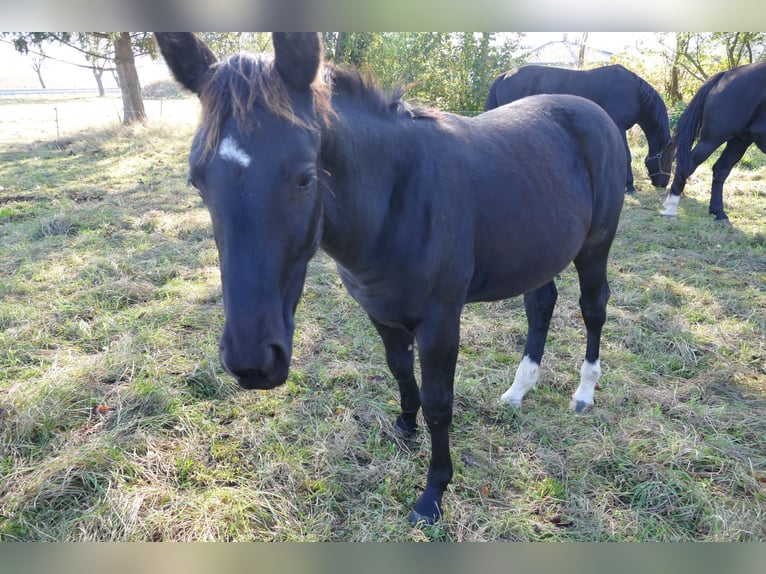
(3, 0, 765, 31)
(3, 0, 766, 566)
(2, 541, 766, 574)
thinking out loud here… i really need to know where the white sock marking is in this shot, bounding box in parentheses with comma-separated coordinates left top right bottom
(570, 359, 601, 410)
(500, 355, 540, 407)
(219, 136, 252, 168)
(661, 193, 679, 217)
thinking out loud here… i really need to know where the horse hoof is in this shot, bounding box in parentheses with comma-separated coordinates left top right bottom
(409, 509, 438, 526)
(569, 399, 593, 414)
(714, 217, 732, 225)
(660, 211, 677, 218)
(394, 417, 417, 439)
(499, 394, 522, 408)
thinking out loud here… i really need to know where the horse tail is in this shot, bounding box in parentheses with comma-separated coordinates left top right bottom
(485, 73, 505, 111)
(673, 70, 727, 176)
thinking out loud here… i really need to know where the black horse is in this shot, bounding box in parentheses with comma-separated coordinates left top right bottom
(661, 61, 766, 221)
(486, 64, 674, 193)
(155, 33, 626, 525)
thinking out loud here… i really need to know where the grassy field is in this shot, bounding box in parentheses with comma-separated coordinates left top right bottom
(0, 96, 764, 541)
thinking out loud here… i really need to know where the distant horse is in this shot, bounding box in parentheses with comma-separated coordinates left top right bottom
(661, 61, 766, 221)
(155, 32, 626, 525)
(486, 64, 674, 193)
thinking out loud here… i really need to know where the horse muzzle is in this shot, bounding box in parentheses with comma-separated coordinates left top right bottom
(651, 173, 670, 189)
(219, 338, 291, 390)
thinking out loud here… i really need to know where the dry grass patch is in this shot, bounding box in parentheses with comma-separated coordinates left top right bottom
(1, 99, 764, 541)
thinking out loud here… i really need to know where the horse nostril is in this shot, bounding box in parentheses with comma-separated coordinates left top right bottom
(265, 343, 288, 372)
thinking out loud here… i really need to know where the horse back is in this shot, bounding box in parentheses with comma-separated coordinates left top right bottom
(464, 94, 625, 300)
(703, 61, 766, 138)
(489, 65, 640, 128)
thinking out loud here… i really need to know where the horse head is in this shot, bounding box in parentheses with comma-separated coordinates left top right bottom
(155, 32, 326, 390)
(644, 142, 674, 189)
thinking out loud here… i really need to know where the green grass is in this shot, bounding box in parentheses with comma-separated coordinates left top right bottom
(0, 97, 764, 541)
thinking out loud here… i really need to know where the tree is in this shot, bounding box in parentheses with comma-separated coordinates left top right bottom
(29, 46, 47, 89)
(320, 32, 522, 113)
(195, 32, 271, 58)
(78, 33, 113, 97)
(5, 32, 156, 124)
(577, 32, 589, 69)
(656, 32, 766, 105)
(112, 33, 146, 124)
(323, 32, 375, 67)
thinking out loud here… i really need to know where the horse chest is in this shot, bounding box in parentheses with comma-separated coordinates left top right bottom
(336, 265, 439, 331)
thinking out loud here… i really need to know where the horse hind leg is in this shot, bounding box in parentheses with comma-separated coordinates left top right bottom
(370, 317, 420, 437)
(663, 139, 722, 217)
(709, 138, 751, 222)
(500, 281, 557, 407)
(570, 252, 611, 413)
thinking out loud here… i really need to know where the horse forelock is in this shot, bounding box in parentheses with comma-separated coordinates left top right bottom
(197, 52, 331, 160)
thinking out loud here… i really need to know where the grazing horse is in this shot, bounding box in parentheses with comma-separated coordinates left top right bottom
(486, 64, 674, 193)
(661, 61, 766, 221)
(155, 32, 626, 525)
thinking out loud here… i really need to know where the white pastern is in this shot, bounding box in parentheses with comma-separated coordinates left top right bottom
(500, 355, 540, 407)
(219, 136, 252, 168)
(661, 193, 679, 217)
(569, 359, 601, 412)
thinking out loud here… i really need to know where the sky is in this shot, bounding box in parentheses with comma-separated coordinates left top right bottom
(0, 32, 659, 91)
(522, 32, 655, 53)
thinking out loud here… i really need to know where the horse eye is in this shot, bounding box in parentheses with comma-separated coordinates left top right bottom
(296, 171, 315, 191)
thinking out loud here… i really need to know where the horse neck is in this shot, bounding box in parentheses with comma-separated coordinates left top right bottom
(318, 106, 415, 271)
(636, 87, 670, 154)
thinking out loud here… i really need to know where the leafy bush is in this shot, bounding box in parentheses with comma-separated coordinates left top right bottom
(668, 101, 687, 132)
(142, 80, 184, 99)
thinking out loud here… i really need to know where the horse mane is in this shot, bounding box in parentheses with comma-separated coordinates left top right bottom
(196, 52, 437, 160)
(197, 52, 332, 160)
(628, 69, 676, 164)
(672, 69, 728, 172)
(324, 64, 440, 121)
(635, 72, 671, 139)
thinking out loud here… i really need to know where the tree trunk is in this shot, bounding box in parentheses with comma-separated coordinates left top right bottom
(577, 32, 588, 69)
(113, 32, 146, 124)
(31, 55, 46, 88)
(334, 32, 348, 63)
(35, 68, 46, 89)
(92, 67, 105, 97)
(669, 65, 682, 105)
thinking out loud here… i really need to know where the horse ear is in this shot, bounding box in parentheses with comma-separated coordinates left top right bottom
(272, 33, 322, 92)
(154, 33, 217, 95)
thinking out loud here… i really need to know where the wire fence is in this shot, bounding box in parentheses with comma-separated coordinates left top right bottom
(0, 90, 485, 147)
(0, 93, 201, 145)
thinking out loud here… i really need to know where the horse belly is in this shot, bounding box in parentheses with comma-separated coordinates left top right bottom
(467, 208, 589, 302)
(467, 245, 582, 302)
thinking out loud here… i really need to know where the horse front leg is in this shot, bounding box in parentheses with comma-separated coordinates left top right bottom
(409, 307, 461, 525)
(370, 317, 420, 437)
(500, 281, 558, 407)
(622, 133, 636, 193)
